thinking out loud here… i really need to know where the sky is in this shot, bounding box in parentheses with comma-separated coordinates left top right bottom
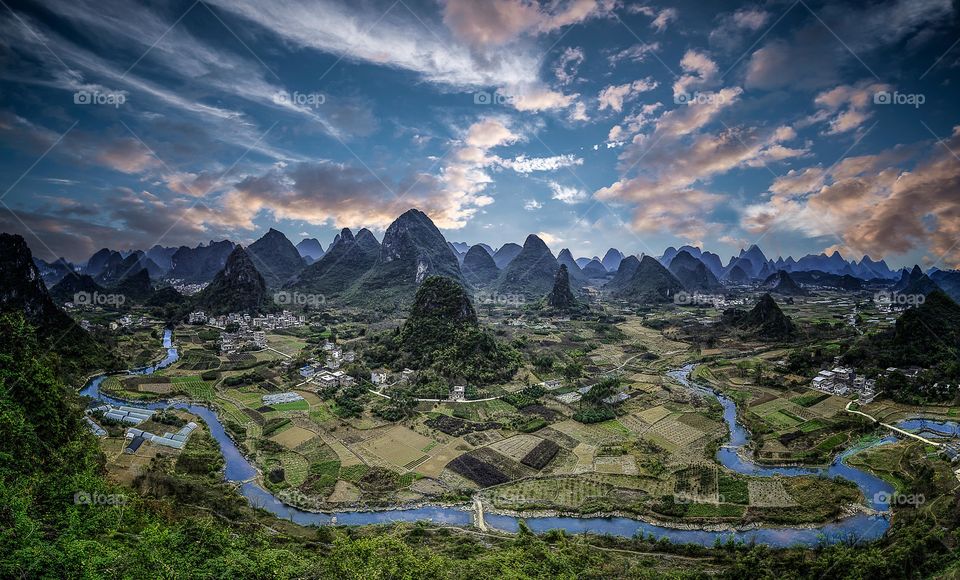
(0, 0, 958, 268)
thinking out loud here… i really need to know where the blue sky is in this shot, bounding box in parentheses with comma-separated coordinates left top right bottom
(0, 0, 958, 268)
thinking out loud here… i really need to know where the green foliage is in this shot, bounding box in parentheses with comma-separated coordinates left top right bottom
(366, 277, 521, 385)
(532, 354, 554, 373)
(502, 385, 545, 408)
(582, 376, 619, 406)
(262, 417, 291, 437)
(844, 291, 960, 403)
(573, 407, 616, 423)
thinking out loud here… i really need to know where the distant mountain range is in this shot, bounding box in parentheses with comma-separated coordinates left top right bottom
(195, 246, 267, 315)
(16, 208, 956, 313)
(495, 234, 561, 299)
(247, 228, 306, 288)
(295, 238, 325, 262)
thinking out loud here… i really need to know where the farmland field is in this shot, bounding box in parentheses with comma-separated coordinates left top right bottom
(270, 426, 316, 449)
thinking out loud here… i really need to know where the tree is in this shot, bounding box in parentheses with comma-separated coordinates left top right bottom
(563, 360, 583, 383)
(583, 376, 619, 407)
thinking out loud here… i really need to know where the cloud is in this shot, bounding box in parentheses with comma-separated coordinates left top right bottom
(441, 0, 614, 46)
(0, 113, 162, 176)
(807, 80, 891, 135)
(507, 84, 578, 112)
(204, 0, 583, 115)
(465, 118, 519, 149)
(628, 5, 678, 32)
(768, 167, 826, 197)
(554, 46, 585, 85)
(744, 0, 953, 90)
(608, 42, 660, 65)
(672, 50, 719, 99)
(595, 181, 721, 241)
(536, 231, 561, 246)
(0, 6, 315, 158)
(597, 78, 658, 112)
(500, 154, 584, 173)
(569, 101, 590, 122)
(741, 127, 960, 266)
(650, 8, 678, 32)
(523, 199, 543, 210)
(549, 181, 587, 204)
(709, 7, 770, 51)
(593, 46, 807, 242)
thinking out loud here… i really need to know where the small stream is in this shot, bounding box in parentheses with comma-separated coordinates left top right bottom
(82, 333, 918, 547)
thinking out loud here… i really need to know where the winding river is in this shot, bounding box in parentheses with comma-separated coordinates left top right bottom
(82, 331, 925, 547)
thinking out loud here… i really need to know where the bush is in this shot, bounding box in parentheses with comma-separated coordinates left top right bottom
(573, 407, 615, 424)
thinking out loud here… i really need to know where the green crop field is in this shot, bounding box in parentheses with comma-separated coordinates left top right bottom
(171, 376, 214, 400)
(272, 400, 310, 412)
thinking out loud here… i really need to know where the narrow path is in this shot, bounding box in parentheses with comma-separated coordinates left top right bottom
(473, 496, 487, 532)
(846, 401, 944, 447)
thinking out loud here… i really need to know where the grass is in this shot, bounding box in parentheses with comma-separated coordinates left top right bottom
(791, 393, 830, 408)
(279, 453, 309, 486)
(339, 464, 371, 483)
(799, 419, 828, 433)
(816, 432, 848, 452)
(684, 503, 745, 518)
(718, 474, 749, 504)
(598, 420, 631, 436)
(171, 376, 214, 400)
(762, 410, 803, 430)
(272, 400, 310, 412)
(309, 404, 334, 423)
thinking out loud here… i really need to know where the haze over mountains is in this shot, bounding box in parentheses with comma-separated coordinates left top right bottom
(17, 207, 960, 313)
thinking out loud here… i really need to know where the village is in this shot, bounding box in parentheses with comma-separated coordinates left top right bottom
(187, 310, 307, 354)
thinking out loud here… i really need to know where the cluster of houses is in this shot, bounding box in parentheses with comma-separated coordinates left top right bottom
(219, 330, 267, 354)
(78, 316, 153, 333)
(108, 314, 151, 331)
(369, 368, 415, 387)
(168, 280, 208, 296)
(192, 310, 306, 330)
(319, 340, 356, 369)
(188, 310, 305, 354)
(811, 366, 877, 401)
(187, 310, 306, 354)
(506, 319, 559, 331)
(125, 421, 198, 453)
(300, 365, 356, 390)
